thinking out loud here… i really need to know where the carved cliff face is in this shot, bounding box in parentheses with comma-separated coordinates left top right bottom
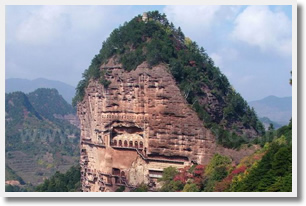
(78, 62, 215, 192)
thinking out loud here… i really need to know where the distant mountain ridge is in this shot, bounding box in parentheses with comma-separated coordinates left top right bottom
(259, 117, 282, 130)
(27, 88, 75, 120)
(249, 95, 292, 126)
(6, 78, 75, 104)
(5, 88, 80, 186)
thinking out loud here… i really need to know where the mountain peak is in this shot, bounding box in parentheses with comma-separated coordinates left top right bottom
(74, 10, 264, 139)
(27, 88, 75, 120)
(6, 78, 75, 104)
(249, 95, 292, 125)
(75, 11, 266, 192)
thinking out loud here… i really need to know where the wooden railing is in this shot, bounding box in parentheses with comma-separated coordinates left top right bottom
(81, 140, 106, 148)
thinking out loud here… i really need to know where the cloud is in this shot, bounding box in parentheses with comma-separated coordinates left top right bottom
(16, 6, 67, 45)
(5, 59, 25, 78)
(163, 5, 242, 38)
(6, 5, 292, 101)
(162, 5, 242, 54)
(240, 75, 255, 84)
(7, 5, 138, 86)
(14, 6, 123, 46)
(210, 52, 223, 68)
(231, 6, 292, 56)
(209, 48, 239, 78)
(210, 48, 239, 64)
(164, 5, 221, 31)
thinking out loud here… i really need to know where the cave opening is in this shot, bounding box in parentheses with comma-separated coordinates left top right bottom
(110, 125, 144, 149)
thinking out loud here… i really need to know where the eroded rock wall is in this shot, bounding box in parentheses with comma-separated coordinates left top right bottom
(78, 63, 216, 192)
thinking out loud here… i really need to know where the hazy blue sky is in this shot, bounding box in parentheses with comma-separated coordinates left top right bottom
(5, 5, 292, 101)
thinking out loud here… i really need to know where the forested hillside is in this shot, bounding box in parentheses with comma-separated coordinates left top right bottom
(35, 166, 81, 192)
(6, 166, 81, 192)
(5, 89, 80, 190)
(73, 11, 264, 149)
(27, 88, 75, 120)
(157, 120, 292, 192)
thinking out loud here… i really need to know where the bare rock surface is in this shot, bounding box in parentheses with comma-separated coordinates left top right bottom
(78, 63, 216, 192)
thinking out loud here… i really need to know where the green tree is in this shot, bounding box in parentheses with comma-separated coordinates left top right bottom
(35, 166, 81, 192)
(272, 147, 291, 176)
(182, 183, 199, 192)
(132, 183, 148, 192)
(159, 166, 184, 192)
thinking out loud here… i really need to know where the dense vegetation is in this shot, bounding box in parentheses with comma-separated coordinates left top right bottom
(73, 11, 264, 149)
(6, 166, 80, 192)
(158, 120, 292, 192)
(5, 89, 80, 187)
(5, 185, 32, 192)
(253, 119, 292, 147)
(6, 89, 79, 154)
(27, 88, 75, 120)
(35, 166, 81, 192)
(5, 92, 42, 126)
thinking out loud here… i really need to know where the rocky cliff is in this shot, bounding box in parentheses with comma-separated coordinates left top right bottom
(78, 62, 215, 191)
(76, 11, 264, 192)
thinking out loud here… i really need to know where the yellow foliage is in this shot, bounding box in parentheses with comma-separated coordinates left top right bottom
(273, 135, 287, 145)
(237, 174, 244, 182)
(37, 159, 44, 165)
(184, 37, 192, 47)
(165, 27, 172, 35)
(46, 164, 53, 169)
(263, 142, 270, 150)
(205, 154, 231, 176)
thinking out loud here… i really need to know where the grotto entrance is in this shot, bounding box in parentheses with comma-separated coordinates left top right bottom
(110, 126, 144, 149)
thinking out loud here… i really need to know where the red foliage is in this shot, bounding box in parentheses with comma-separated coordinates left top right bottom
(189, 61, 196, 66)
(231, 165, 247, 175)
(253, 154, 264, 160)
(195, 165, 205, 170)
(214, 165, 248, 191)
(173, 165, 206, 186)
(173, 164, 207, 189)
(193, 165, 205, 176)
(214, 177, 232, 192)
(193, 177, 203, 185)
(174, 166, 190, 184)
